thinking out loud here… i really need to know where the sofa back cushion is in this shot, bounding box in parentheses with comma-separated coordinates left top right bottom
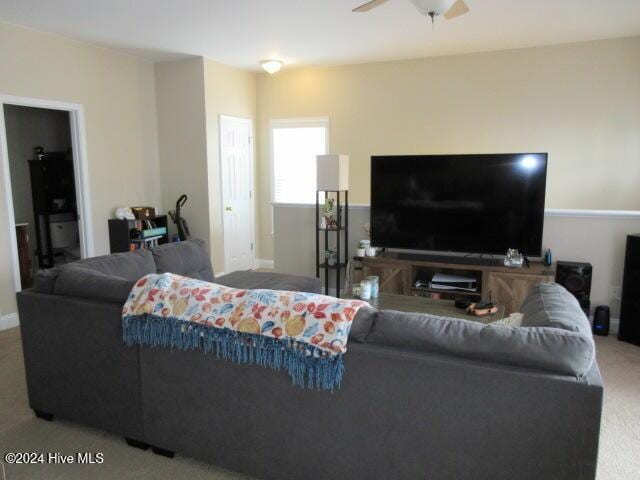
(49, 249, 155, 304)
(151, 239, 214, 282)
(62, 249, 156, 281)
(54, 267, 134, 304)
(366, 283, 596, 377)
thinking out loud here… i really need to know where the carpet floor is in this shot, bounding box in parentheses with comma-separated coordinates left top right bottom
(0, 326, 638, 479)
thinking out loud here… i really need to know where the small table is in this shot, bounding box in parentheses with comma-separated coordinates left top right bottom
(350, 293, 506, 324)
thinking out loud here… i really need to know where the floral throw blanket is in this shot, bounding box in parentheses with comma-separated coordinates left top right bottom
(122, 273, 367, 391)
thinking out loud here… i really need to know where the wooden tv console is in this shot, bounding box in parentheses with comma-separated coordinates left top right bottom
(361, 252, 555, 315)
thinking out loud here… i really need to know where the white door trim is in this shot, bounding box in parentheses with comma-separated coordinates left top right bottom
(0, 93, 94, 292)
(219, 114, 256, 273)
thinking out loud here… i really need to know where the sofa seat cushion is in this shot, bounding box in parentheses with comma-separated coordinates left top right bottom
(215, 270, 322, 294)
(54, 266, 134, 304)
(151, 240, 215, 282)
(367, 308, 595, 377)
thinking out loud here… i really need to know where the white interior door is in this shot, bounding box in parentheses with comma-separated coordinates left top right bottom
(220, 115, 254, 273)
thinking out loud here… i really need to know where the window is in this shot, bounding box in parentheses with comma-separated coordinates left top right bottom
(271, 118, 329, 204)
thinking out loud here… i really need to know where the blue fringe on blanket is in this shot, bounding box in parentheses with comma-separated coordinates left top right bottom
(122, 314, 345, 392)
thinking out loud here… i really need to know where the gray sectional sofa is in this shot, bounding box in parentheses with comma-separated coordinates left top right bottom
(17, 240, 603, 480)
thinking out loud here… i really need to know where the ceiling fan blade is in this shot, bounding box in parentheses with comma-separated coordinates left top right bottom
(352, 0, 391, 13)
(444, 0, 469, 19)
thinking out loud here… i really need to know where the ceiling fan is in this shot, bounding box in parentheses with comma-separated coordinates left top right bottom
(353, 0, 469, 23)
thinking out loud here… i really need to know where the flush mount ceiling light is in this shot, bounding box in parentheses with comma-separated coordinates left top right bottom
(260, 59, 284, 74)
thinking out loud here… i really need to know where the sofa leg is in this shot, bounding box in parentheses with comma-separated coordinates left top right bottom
(34, 410, 53, 421)
(151, 446, 175, 458)
(125, 437, 149, 450)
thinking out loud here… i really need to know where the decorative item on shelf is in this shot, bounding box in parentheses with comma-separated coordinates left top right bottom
(52, 198, 66, 210)
(544, 249, 553, 267)
(325, 249, 337, 266)
(352, 283, 362, 298)
(504, 248, 524, 268)
(323, 198, 336, 229)
(356, 247, 366, 257)
(34, 146, 45, 161)
(131, 206, 156, 220)
(115, 207, 135, 220)
(319, 216, 327, 229)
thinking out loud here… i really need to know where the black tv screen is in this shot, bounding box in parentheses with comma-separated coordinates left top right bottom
(370, 154, 548, 256)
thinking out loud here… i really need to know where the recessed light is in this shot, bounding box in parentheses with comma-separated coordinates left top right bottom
(260, 59, 284, 74)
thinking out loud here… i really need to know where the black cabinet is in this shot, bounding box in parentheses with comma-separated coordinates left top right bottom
(619, 234, 640, 345)
(28, 153, 77, 268)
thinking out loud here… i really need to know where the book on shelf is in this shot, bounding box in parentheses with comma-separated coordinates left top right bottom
(129, 235, 163, 250)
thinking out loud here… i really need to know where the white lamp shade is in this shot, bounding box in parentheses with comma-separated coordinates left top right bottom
(316, 154, 349, 191)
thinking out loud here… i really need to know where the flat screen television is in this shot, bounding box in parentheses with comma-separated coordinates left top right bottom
(370, 153, 548, 256)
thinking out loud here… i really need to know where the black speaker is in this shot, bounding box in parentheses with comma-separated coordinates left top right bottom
(619, 234, 640, 345)
(556, 261, 592, 315)
(593, 306, 610, 336)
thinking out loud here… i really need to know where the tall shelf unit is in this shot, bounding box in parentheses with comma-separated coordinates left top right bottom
(315, 190, 348, 297)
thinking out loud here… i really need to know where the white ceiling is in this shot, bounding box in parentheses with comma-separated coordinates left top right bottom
(1, 0, 640, 71)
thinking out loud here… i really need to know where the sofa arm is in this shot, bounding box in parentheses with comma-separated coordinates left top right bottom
(17, 290, 144, 441)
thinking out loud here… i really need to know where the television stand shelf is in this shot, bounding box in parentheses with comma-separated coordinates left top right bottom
(362, 252, 555, 315)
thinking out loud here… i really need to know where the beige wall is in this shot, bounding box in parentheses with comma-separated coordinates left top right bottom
(202, 58, 257, 273)
(257, 37, 640, 260)
(0, 21, 161, 316)
(154, 58, 209, 252)
(154, 57, 257, 274)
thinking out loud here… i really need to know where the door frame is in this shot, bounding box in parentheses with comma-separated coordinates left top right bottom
(218, 114, 256, 274)
(0, 93, 94, 292)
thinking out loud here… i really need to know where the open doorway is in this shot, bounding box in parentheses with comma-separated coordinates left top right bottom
(4, 105, 78, 287)
(0, 95, 94, 292)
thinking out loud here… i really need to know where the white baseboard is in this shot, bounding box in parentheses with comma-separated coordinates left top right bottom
(256, 259, 275, 270)
(0, 313, 19, 331)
